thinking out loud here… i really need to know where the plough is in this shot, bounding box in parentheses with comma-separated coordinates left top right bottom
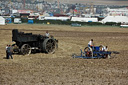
(72, 45, 119, 59)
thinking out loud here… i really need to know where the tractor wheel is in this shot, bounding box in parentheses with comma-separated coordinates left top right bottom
(20, 44, 31, 55)
(84, 47, 93, 57)
(42, 38, 56, 54)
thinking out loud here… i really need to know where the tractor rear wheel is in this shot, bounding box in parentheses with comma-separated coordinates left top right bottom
(42, 38, 56, 53)
(84, 47, 93, 57)
(20, 44, 31, 55)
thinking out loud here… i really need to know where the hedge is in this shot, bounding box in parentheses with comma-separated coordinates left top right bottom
(12, 18, 121, 26)
(105, 22, 121, 26)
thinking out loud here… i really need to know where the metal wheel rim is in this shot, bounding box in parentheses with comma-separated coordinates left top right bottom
(21, 44, 31, 55)
(45, 39, 56, 53)
(84, 47, 93, 57)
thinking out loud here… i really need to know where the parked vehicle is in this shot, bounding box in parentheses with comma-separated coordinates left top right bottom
(14, 18, 22, 24)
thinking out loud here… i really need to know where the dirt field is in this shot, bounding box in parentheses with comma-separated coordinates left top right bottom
(0, 24, 128, 85)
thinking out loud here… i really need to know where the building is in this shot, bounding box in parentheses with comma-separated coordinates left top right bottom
(107, 7, 128, 16)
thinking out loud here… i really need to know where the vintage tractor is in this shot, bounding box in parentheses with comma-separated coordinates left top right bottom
(12, 29, 58, 55)
(72, 45, 119, 59)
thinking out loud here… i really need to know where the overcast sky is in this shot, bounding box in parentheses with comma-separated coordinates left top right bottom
(1, 0, 127, 5)
(60, 0, 128, 5)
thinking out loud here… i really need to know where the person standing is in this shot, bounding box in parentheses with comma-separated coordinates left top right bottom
(6, 45, 9, 59)
(7, 45, 13, 59)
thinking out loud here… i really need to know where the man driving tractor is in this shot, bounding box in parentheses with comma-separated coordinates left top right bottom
(88, 39, 94, 48)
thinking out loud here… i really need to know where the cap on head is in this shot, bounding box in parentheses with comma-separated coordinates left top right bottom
(91, 39, 93, 41)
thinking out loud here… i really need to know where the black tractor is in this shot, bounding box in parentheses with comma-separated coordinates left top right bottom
(12, 29, 58, 55)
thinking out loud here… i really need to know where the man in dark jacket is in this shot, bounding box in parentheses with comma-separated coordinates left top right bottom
(7, 45, 13, 59)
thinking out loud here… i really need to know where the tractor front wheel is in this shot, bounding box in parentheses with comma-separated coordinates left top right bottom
(20, 44, 31, 55)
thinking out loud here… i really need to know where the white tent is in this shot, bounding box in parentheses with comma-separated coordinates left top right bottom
(71, 17, 98, 22)
(0, 16, 5, 25)
(101, 16, 128, 23)
(39, 16, 69, 21)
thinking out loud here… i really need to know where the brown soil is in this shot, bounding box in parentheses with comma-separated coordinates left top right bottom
(0, 24, 128, 85)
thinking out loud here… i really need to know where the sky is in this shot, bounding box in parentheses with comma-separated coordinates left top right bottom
(59, 0, 128, 5)
(1, 0, 127, 5)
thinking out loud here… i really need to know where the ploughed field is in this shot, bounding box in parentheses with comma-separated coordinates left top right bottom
(0, 24, 128, 85)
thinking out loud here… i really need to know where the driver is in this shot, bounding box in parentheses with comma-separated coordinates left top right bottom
(88, 39, 94, 48)
(45, 31, 50, 37)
